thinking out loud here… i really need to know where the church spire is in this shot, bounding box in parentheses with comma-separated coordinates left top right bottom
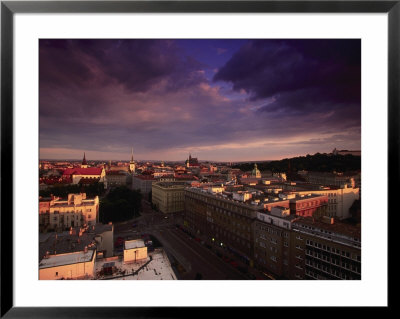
(129, 147, 135, 173)
(81, 152, 88, 168)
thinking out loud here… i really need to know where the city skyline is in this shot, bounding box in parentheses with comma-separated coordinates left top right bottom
(40, 39, 361, 161)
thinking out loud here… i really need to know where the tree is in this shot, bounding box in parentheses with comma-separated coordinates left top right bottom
(99, 186, 142, 223)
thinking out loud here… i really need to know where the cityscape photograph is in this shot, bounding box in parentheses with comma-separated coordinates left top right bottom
(39, 39, 361, 281)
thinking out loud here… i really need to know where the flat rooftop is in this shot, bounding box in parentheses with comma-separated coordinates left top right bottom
(39, 224, 113, 262)
(124, 239, 145, 250)
(293, 217, 361, 240)
(155, 181, 187, 188)
(95, 249, 177, 280)
(39, 250, 95, 269)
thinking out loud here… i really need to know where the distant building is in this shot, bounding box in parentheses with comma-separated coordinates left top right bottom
(105, 170, 129, 188)
(279, 182, 360, 220)
(60, 153, 105, 184)
(185, 154, 200, 168)
(109, 166, 129, 172)
(129, 148, 136, 173)
(292, 187, 359, 220)
(232, 191, 252, 202)
(81, 152, 88, 168)
(39, 193, 99, 232)
(288, 194, 328, 217)
(132, 175, 156, 194)
(305, 171, 360, 188)
(152, 181, 186, 214)
(251, 163, 262, 178)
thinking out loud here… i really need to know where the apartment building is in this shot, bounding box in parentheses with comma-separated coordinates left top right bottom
(131, 175, 156, 194)
(184, 187, 260, 266)
(152, 181, 186, 214)
(254, 207, 300, 278)
(39, 193, 99, 232)
(290, 216, 361, 280)
(281, 183, 359, 219)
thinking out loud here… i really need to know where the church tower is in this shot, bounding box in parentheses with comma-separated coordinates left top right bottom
(251, 163, 261, 178)
(81, 152, 88, 168)
(129, 148, 136, 173)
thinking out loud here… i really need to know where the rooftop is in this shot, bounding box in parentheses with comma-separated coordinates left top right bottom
(154, 181, 187, 188)
(39, 224, 112, 262)
(94, 249, 177, 280)
(124, 239, 145, 250)
(293, 216, 361, 240)
(39, 250, 95, 269)
(63, 167, 103, 175)
(289, 193, 328, 202)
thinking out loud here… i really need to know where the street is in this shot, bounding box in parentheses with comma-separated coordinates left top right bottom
(113, 199, 268, 280)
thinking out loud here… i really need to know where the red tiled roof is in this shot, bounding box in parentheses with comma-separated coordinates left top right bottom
(62, 167, 103, 176)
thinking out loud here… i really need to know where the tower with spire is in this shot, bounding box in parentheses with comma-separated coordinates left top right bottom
(129, 147, 136, 173)
(81, 152, 88, 168)
(251, 163, 261, 178)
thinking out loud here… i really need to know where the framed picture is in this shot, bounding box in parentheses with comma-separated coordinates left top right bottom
(1, 0, 394, 316)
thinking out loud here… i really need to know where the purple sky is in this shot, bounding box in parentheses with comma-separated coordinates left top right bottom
(39, 39, 361, 161)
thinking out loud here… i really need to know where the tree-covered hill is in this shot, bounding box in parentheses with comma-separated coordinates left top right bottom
(233, 153, 361, 174)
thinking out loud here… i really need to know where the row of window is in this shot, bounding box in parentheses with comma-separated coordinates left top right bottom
(306, 241, 361, 261)
(305, 263, 358, 279)
(306, 257, 360, 273)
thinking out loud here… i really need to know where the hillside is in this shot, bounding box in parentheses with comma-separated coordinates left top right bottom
(232, 153, 361, 174)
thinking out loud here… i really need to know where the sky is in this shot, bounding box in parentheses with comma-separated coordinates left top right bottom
(39, 39, 361, 162)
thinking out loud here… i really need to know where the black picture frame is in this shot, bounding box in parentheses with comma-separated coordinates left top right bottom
(1, 0, 395, 317)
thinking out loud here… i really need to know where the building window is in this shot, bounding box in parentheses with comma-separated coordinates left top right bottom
(55, 272, 58, 276)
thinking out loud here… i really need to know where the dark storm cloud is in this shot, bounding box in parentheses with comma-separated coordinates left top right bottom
(40, 39, 205, 93)
(213, 39, 361, 105)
